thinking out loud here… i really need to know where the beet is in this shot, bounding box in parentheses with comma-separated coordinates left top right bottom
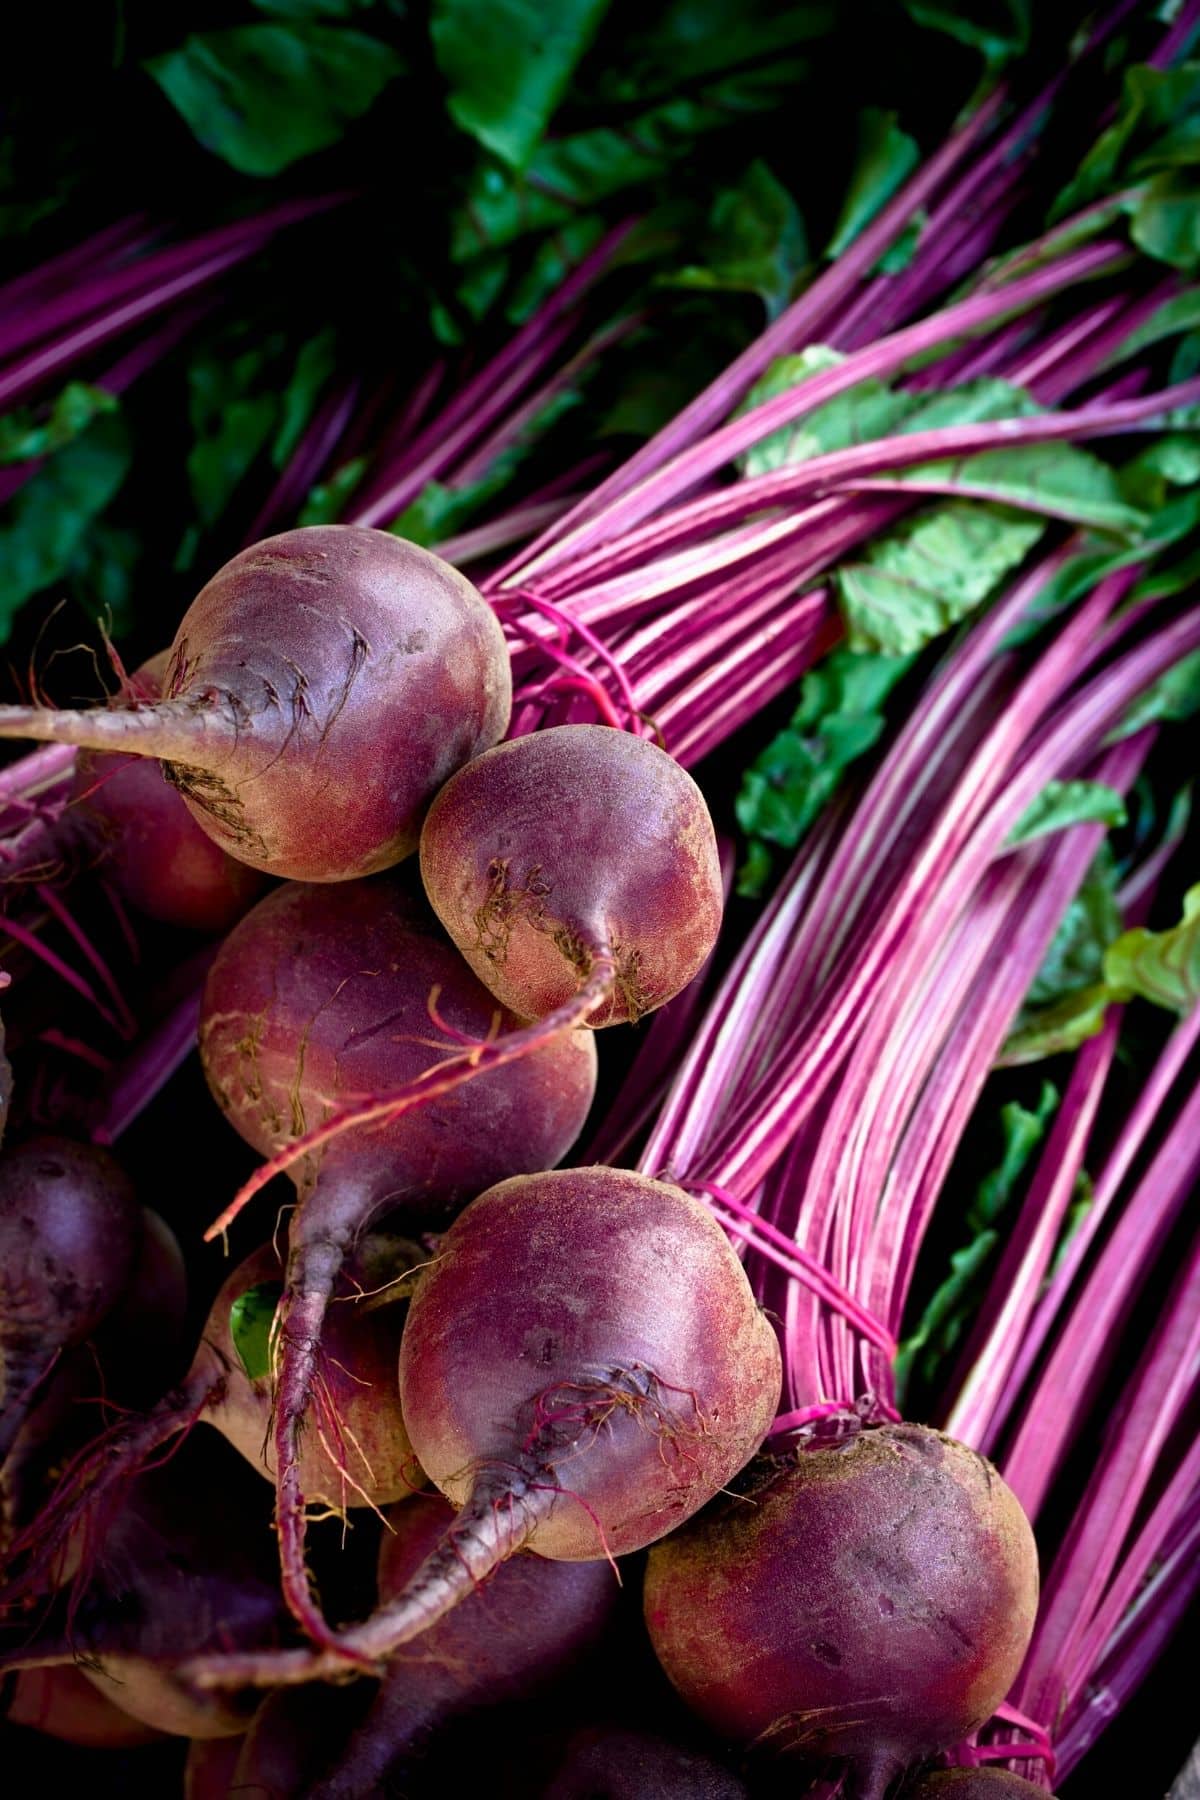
(543, 1725, 751, 1798)
(903, 1774, 1054, 1797)
(0, 526, 511, 881)
(4, 1664, 165, 1749)
(643, 1423, 1040, 1800)
(199, 873, 596, 1649)
(1, 1232, 418, 1608)
(0, 1443, 287, 1738)
(420, 724, 724, 1027)
(304, 1491, 620, 1799)
(185, 1167, 780, 1686)
(0, 1136, 142, 1467)
(184, 1733, 245, 1799)
(231, 1682, 371, 1797)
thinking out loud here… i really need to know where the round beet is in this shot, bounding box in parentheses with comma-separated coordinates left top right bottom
(643, 1423, 1039, 1800)
(185, 1733, 244, 1799)
(0, 527, 511, 881)
(184, 1168, 780, 1689)
(0, 1136, 142, 1467)
(904, 1774, 1054, 1797)
(304, 1491, 619, 1799)
(420, 724, 723, 1026)
(198, 873, 596, 1650)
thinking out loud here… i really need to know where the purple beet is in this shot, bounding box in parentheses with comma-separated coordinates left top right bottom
(0, 526, 511, 881)
(198, 874, 596, 1650)
(184, 1733, 244, 1799)
(304, 1491, 619, 1799)
(5, 1663, 166, 1748)
(544, 1725, 751, 1798)
(903, 1775, 1054, 1797)
(2, 1232, 418, 1608)
(185, 1167, 780, 1688)
(0, 1443, 287, 1738)
(420, 724, 724, 1027)
(643, 1423, 1040, 1800)
(0, 1136, 142, 1467)
(231, 1681, 371, 1798)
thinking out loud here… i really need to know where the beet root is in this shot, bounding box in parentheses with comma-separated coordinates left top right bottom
(903, 1773, 1055, 1797)
(199, 873, 596, 1650)
(643, 1423, 1040, 1800)
(0, 1136, 142, 1467)
(420, 723, 724, 1026)
(185, 1167, 780, 1688)
(0, 527, 511, 882)
(303, 1491, 620, 1799)
(543, 1725, 751, 1798)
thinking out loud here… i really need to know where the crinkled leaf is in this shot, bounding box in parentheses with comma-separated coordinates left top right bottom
(837, 502, 1045, 655)
(895, 1081, 1056, 1402)
(0, 411, 131, 644)
(299, 455, 368, 525)
(184, 344, 278, 535)
(668, 161, 808, 320)
(1104, 885, 1200, 1012)
(883, 440, 1147, 536)
(825, 108, 919, 260)
(736, 646, 915, 891)
(902, 0, 1029, 68)
(450, 60, 808, 260)
(0, 384, 118, 467)
(1006, 780, 1127, 850)
(433, 0, 610, 170)
(229, 1282, 282, 1382)
(146, 25, 404, 177)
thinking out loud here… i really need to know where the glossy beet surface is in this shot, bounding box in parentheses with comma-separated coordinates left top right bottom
(420, 725, 723, 1026)
(643, 1424, 1039, 1800)
(0, 527, 512, 881)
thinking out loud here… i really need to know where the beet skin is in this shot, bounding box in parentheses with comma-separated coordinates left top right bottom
(643, 1423, 1039, 1800)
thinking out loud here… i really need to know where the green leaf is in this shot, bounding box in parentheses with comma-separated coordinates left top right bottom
(0, 411, 131, 644)
(1109, 646, 1200, 740)
(1131, 171, 1200, 271)
(254, 0, 380, 14)
(836, 502, 1046, 655)
(184, 344, 279, 534)
(432, 0, 610, 170)
(1006, 780, 1127, 849)
(1104, 885, 1200, 1012)
(668, 161, 808, 320)
(590, 0, 832, 103)
(1109, 286, 1200, 365)
(736, 645, 915, 887)
(271, 329, 337, 470)
(229, 1282, 282, 1382)
(1025, 847, 1122, 1009)
(999, 982, 1113, 1066)
(505, 216, 606, 323)
(450, 60, 808, 260)
(299, 455, 368, 525)
(825, 108, 919, 260)
(0, 384, 118, 466)
(146, 25, 404, 177)
(895, 1081, 1056, 1402)
(902, 0, 1030, 68)
(884, 440, 1147, 536)
(875, 210, 925, 275)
